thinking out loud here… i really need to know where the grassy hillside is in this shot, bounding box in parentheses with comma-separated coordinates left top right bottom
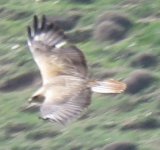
(0, 0, 160, 150)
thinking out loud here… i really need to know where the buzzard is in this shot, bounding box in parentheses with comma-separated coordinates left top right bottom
(26, 15, 126, 125)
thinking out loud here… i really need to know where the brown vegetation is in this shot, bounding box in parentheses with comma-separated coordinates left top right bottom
(68, 0, 94, 3)
(26, 130, 60, 140)
(93, 21, 125, 42)
(46, 12, 82, 31)
(93, 11, 133, 42)
(5, 123, 32, 135)
(101, 142, 137, 150)
(95, 11, 132, 31)
(125, 70, 155, 94)
(130, 53, 157, 68)
(0, 71, 41, 92)
(121, 117, 160, 130)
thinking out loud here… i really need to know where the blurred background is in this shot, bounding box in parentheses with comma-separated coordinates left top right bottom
(0, 0, 160, 150)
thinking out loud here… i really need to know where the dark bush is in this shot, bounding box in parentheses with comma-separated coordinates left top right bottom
(46, 12, 82, 31)
(125, 70, 155, 94)
(84, 124, 97, 131)
(69, 0, 94, 3)
(121, 117, 160, 130)
(93, 21, 125, 42)
(130, 53, 157, 68)
(120, 0, 144, 5)
(0, 71, 40, 92)
(95, 11, 133, 31)
(101, 142, 137, 150)
(26, 130, 60, 140)
(5, 123, 32, 134)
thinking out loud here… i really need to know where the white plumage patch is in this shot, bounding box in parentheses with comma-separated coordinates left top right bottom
(55, 41, 67, 48)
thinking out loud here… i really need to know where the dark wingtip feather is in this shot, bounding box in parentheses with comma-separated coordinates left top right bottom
(27, 14, 67, 45)
(32, 14, 65, 34)
(33, 15, 39, 34)
(27, 26, 32, 40)
(41, 15, 46, 30)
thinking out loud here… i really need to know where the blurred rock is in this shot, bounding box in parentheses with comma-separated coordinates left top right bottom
(0, 71, 41, 92)
(121, 117, 160, 130)
(125, 70, 155, 94)
(101, 121, 117, 129)
(93, 21, 125, 42)
(70, 143, 83, 150)
(130, 53, 157, 68)
(101, 142, 137, 150)
(95, 11, 133, 31)
(120, 0, 144, 6)
(5, 123, 32, 135)
(84, 124, 97, 131)
(12, 145, 41, 150)
(46, 12, 82, 31)
(26, 130, 60, 140)
(35, 0, 50, 2)
(68, 0, 94, 4)
(94, 11, 133, 42)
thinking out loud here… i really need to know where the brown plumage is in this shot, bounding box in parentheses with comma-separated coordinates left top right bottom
(26, 15, 126, 125)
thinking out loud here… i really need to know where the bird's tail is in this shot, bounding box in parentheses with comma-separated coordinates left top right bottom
(88, 79, 126, 94)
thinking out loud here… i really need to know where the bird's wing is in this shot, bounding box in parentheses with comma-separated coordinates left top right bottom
(27, 15, 88, 84)
(40, 76, 91, 125)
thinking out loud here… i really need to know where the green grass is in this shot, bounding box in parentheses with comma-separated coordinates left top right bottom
(0, 0, 160, 150)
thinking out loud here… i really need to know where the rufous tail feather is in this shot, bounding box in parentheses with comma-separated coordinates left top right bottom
(89, 79, 126, 94)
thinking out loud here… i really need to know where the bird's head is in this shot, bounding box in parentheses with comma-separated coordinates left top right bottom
(22, 95, 45, 111)
(28, 94, 45, 104)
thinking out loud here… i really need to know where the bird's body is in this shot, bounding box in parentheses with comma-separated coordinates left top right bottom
(26, 15, 126, 125)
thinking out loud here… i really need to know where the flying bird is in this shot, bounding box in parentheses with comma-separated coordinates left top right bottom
(26, 15, 126, 125)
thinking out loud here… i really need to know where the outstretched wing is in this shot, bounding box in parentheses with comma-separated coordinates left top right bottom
(40, 76, 91, 125)
(27, 15, 88, 84)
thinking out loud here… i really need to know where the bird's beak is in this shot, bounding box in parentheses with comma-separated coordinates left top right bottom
(25, 102, 38, 109)
(20, 102, 40, 112)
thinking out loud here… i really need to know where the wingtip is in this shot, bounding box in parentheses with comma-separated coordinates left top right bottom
(41, 15, 46, 30)
(27, 26, 32, 40)
(33, 15, 39, 33)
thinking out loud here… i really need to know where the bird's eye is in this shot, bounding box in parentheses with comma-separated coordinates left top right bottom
(32, 95, 45, 103)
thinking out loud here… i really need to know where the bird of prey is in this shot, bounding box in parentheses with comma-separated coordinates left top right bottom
(26, 15, 126, 125)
